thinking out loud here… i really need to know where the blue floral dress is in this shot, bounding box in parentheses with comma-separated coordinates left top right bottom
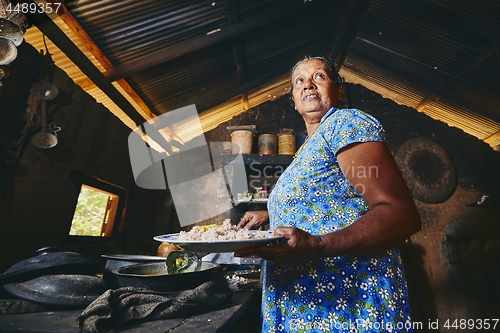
(263, 108, 413, 333)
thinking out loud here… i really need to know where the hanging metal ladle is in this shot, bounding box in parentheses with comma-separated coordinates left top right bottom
(31, 80, 60, 149)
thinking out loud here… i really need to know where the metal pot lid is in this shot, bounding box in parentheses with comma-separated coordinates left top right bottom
(4, 275, 107, 308)
(0, 18, 24, 46)
(0, 38, 17, 65)
(0, 248, 99, 285)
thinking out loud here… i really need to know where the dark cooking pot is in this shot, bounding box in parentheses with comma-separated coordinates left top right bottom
(0, 247, 99, 286)
(102, 254, 167, 289)
(112, 261, 218, 292)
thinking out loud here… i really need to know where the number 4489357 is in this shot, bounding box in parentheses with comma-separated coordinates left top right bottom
(5, 2, 62, 15)
(443, 319, 498, 330)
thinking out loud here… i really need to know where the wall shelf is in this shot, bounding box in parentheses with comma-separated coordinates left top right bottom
(221, 154, 293, 166)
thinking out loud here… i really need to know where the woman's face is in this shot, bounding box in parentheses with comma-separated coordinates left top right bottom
(291, 59, 342, 120)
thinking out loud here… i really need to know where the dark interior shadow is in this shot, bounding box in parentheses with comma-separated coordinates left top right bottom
(399, 240, 437, 333)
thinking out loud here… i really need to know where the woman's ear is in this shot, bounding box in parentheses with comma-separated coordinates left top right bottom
(337, 85, 344, 101)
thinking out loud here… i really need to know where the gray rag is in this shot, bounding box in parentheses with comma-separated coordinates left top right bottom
(78, 273, 231, 333)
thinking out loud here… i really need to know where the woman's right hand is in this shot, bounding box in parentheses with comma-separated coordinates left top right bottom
(237, 210, 269, 229)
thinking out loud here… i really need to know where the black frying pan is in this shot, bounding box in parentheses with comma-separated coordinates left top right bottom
(112, 261, 218, 292)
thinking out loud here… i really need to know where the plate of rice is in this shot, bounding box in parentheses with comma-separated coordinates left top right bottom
(153, 220, 282, 252)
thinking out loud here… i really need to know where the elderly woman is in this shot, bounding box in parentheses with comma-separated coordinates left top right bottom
(236, 56, 421, 332)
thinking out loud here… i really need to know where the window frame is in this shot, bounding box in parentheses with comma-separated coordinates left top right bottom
(69, 173, 126, 239)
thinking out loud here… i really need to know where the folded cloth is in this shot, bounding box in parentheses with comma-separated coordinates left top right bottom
(78, 273, 231, 333)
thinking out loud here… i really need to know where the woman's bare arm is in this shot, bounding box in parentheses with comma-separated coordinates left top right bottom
(235, 141, 421, 267)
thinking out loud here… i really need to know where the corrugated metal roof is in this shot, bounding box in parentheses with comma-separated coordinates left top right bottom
(23, 16, 142, 129)
(19, 0, 500, 151)
(340, 53, 431, 110)
(68, 0, 230, 65)
(128, 43, 240, 114)
(344, 0, 500, 150)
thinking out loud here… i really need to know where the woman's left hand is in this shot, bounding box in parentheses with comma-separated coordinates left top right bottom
(234, 226, 324, 267)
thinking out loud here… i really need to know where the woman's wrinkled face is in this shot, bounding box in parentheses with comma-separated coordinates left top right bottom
(291, 59, 341, 119)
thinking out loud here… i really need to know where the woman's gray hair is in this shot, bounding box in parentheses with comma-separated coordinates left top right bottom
(290, 56, 344, 88)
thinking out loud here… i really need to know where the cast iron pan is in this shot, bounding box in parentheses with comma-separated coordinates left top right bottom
(112, 261, 218, 292)
(4, 274, 107, 308)
(395, 137, 457, 203)
(0, 247, 99, 286)
(101, 254, 167, 289)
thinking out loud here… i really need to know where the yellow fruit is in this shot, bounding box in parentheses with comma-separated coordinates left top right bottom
(157, 242, 179, 257)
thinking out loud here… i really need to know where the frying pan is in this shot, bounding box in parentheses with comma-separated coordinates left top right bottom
(112, 261, 218, 292)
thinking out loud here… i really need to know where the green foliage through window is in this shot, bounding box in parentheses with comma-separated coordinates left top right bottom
(69, 185, 118, 236)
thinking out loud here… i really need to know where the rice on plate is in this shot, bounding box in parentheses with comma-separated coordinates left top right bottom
(177, 219, 268, 241)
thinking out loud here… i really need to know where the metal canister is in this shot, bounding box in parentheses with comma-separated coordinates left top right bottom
(277, 129, 296, 155)
(258, 134, 277, 154)
(230, 130, 254, 154)
(222, 141, 233, 154)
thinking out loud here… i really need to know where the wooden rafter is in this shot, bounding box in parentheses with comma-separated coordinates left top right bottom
(348, 46, 500, 123)
(327, 0, 359, 65)
(483, 50, 500, 146)
(227, 0, 247, 84)
(104, 1, 325, 82)
(417, 43, 498, 112)
(49, 0, 157, 119)
(334, 0, 372, 70)
(29, 4, 145, 126)
(196, 62, 292, 113)
(447, 43, 499, 90)
(416, 93, 441, 112)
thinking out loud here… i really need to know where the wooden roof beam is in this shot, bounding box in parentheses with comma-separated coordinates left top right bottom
(196, 62, 292, 113)
(334, 0, 372, 70)
(447, 43, 499, 91)
(226, 0, 247, 84)
(347, 46, 500, 123)
(29, 5, 145, 126)
(50, 0, 157, 119)
(416, 93, 441, 112)
(104, 1, 324, 82)
(416, 44, 497, 111)
(327, 0, 360, 66)
(486, 50, 500, 146)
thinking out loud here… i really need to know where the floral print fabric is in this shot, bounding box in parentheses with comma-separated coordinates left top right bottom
(263, 108, 413, 332)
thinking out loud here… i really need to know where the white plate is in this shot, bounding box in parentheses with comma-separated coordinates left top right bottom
(102, 254, 166, 261)
(153, 231, 283, 253)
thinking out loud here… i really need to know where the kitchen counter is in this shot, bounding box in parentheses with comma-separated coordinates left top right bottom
(0, 283, 262, 333)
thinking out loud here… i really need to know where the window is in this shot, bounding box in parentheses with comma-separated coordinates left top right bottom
(69, 184, 120, 237)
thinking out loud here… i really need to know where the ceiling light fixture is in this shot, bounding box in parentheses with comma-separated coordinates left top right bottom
(30, 79, 61, 149)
